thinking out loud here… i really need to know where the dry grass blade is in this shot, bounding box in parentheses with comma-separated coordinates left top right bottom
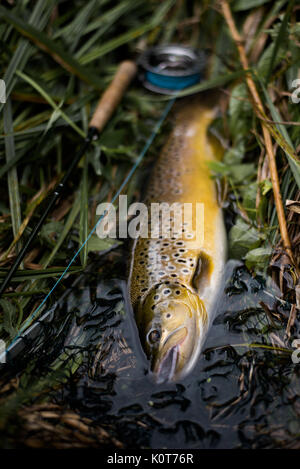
(2, 399, 123, 448)
(220, 0, 297, 273)
(3, 98, 22, 259)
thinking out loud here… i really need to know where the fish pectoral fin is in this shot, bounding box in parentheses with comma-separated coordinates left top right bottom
(192, 252, 212, 293)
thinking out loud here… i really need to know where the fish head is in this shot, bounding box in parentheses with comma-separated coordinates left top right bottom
(136, 283, 207, 383)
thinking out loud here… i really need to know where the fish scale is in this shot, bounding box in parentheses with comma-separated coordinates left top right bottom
(128, 97, 226, 382)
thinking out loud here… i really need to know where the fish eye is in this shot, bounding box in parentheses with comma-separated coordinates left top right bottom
(147, 329, 161, 345)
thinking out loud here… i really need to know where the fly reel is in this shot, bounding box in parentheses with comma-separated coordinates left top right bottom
(138, 44, 205, 95)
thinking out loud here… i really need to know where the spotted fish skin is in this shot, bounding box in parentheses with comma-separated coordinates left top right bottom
(128, 99, 226, 381)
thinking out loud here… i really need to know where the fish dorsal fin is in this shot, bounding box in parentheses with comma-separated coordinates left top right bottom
(192, 252, 213, 294)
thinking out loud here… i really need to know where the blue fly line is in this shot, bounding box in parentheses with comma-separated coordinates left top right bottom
(4, 96, 176, 356)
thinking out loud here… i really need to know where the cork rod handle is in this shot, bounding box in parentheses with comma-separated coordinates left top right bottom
(89, 60, 137, 132)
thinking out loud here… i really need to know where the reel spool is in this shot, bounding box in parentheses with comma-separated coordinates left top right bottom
(138, 45, 205, 95)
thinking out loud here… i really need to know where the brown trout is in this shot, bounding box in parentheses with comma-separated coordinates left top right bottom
(128, 98, 226, 382)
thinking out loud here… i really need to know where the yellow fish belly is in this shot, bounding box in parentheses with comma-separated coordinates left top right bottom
(128, 99, 226, 381)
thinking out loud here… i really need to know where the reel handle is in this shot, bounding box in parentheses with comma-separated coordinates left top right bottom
(89, 60, 137, 132)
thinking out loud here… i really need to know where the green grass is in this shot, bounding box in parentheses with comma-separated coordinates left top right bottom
(0, 0, 299, 339)
(0, 0, 178, 338)
(0, 0, 299, 446)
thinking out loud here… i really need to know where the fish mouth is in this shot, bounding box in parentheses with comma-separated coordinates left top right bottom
(155, 344, 179, 384)
(152, 326, 188, 384)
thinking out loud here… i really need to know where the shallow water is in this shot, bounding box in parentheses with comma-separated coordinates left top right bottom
(4, 249, 300, 449)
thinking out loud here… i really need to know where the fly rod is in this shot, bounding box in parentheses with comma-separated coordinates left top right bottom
(0, 60, 137, 300)
(0, 45, 205, 364)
